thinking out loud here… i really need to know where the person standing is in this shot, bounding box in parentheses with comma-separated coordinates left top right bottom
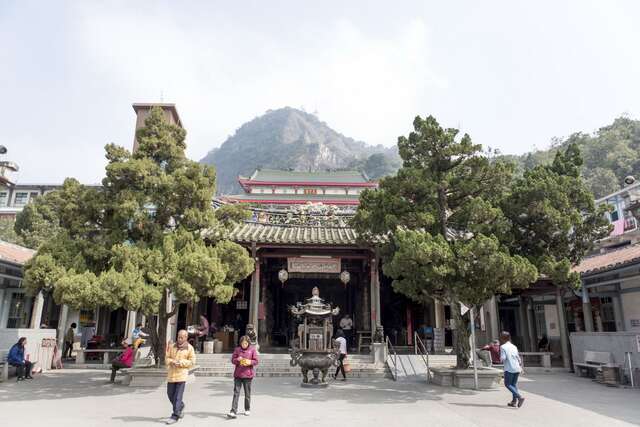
(227, 335, 259, 418)
(164, 330, 196, 425)
(8, 337, 33, 381)
(110, 339, 134, 383)
(132, 323, 149, 349)
(333, 330, 348, 381)
(339, 314, 353, 350)
(64, 322, 76, 359)
(500, 331, 525, 408)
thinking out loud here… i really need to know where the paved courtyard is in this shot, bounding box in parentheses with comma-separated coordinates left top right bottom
(1, 370, 639, 427)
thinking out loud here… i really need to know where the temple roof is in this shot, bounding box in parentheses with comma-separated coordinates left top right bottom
(229, 222, 361, 246)
(223, 193, 360, 205)
(0, 240, 36, 265)
(573, 243, 640, 277)
(245, 169, 370, 184)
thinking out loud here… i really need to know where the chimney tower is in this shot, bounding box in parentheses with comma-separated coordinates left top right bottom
(131, 103, 182, 152)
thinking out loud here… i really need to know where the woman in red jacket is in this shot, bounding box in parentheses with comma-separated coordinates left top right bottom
(227, 336, 259, 418)
(110, 339, 134, 383)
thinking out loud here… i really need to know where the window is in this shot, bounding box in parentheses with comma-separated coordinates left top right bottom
(611, 210, 619, 222)
(13, 192, 29, 207)
(0, 192, 7, 207)
(6, 292, 31, 329)
(29, 191, 39, 201)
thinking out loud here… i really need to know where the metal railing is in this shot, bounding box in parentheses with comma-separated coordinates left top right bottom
(414, 332, 431, 383)
(385, 335, 398, 381)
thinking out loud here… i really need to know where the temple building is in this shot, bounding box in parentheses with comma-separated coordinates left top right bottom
(223, 169, 378, 208)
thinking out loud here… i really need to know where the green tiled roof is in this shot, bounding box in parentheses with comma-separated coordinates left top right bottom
(247, 169, 369, 183)
(229, 222, 360, 246)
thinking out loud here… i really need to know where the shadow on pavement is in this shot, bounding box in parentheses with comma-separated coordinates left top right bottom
(111, 416, 166, 423)
(521, 373, 640, 426)
(203, 376, 476, 406)
(0, 370, 154, 402)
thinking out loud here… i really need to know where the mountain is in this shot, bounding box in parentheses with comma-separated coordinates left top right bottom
(504, 116, 640, 199)
(200, 107, 400, 194)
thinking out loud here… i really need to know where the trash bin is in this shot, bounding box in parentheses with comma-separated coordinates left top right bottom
(203, 340, 214, 354)
(214, 340, 223, 354)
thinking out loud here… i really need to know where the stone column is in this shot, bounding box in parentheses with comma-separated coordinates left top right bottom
(518, 296, 531, 351)
(362, 282, 371, 331)
(248, 254, 260, 329)
(125, 311, 137, 340)
(57, 304, 69, 350)
(0, 288, 7, 328)
(526, 299, 538, 351)
(29, 291, 45, 329)
(434, 299, 445, 353)
(581, 285, 594, 332)
(370, 257, 381, 329)
(612, 294, 625, 332)
(488, 295, 500, 341)
(555, 288, 571, 370)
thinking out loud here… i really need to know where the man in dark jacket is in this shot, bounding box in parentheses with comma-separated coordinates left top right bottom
(8, 337, 33, 381)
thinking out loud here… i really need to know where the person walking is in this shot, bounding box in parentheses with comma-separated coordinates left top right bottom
(64, 322, 76, 359)
(339, 314, 354, 349)
(227, 335, 259, 419)
(333, 330, 348, 381)
(164, 330, 196, 425)
(109, 339, 134, 383)
(500, 331, 525, 408)
(8, 337, 33, 381)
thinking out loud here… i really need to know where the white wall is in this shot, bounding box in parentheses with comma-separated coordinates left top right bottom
(620, 286, 640, 332)
(0, 328, 57, 372)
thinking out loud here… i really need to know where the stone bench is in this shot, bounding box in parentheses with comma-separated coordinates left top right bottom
(520, 352, 553, 369)
(76, 348, 123, 365)
(0, 350, 13, 382)
(121, 366, 199, 387)
(574, 350, 614, 377)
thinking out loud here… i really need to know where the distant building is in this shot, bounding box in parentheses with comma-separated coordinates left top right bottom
(0, 184, 63, 219)
(223, 169, 378, 207)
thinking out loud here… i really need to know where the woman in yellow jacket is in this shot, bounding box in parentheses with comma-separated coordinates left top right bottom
(164, 330, 196, 425)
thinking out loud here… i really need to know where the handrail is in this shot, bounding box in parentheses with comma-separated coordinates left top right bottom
(414, 332, 431, 383)
(385, 336, 398, 381)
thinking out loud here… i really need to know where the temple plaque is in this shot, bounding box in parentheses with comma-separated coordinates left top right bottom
(288, 257, 341, 273)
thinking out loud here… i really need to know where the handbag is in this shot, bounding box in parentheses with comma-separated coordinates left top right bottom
(343, 357, 352, 373)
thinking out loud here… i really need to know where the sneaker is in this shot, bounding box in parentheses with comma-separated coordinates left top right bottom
(165, 417, 178, 425)
(517, 397, 525, 408)
(227, 411, 237, 419)
(178, 403, 185, 419)
(244, 411, 251, 416)
(507, 401, 517, 407)
(16, 377, 24, 382)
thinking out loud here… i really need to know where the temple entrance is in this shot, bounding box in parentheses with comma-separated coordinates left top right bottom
(258, 254, 371, 352)
(267, 278, 354, 349)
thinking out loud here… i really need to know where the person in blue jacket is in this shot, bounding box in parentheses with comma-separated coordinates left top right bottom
(8, 337, 33, 381)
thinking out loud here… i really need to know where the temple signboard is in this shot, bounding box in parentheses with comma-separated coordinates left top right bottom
(288, 257, 341, 274)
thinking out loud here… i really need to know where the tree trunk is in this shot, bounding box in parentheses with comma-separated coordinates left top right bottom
(437, 186, 448, 238)
(451, 302, 471, 369)
(148, 292, 170, 367)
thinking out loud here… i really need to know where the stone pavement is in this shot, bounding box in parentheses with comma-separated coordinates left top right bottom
(0, 370, 639, 427)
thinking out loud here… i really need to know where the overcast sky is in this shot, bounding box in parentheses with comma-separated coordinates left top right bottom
(2, 1, 640, 184)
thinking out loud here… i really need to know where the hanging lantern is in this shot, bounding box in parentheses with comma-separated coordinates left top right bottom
(278, 269, 289, 286)
(340, 270, 351, 287)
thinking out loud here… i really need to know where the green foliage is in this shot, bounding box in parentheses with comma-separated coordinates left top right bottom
(0, 218, 24, 246)
(354, 115, 538, 369)
(22, 107, 254, 361)
(502, 144, 612, 288)
(508, 116, 640, 198)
